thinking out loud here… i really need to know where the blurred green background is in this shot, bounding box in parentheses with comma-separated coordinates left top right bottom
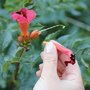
(0, 0, 90, 90)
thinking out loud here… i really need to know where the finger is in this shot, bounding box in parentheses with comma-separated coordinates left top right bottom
(37, 63, 63, 79)
(39, 64, 43, 70)
(36, 64, 43, 78)
(40, 52, 44, 60)
(41, 41, 59, 79)
(36, 70, 42, 78)
(38, 62, 64, 79)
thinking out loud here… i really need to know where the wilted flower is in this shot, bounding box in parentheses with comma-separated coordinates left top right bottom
(53, 41, 75, 66)
(43, 41, 75, 66)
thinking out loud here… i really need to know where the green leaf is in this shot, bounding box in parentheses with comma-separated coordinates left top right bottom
(72, 37, 90, 53)
(45, 29, 62, 41)
(2, 31, 12, 50)
(3, 62, 10, 73)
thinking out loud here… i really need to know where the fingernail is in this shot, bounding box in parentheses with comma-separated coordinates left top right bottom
(45, 42, 54, 53)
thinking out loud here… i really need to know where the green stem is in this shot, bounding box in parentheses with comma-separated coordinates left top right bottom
(14, 48, 26, 81)
(19, 48, 26, 62)
(18, 48, 26, 74)
(11, 61, 19, 64)
(41, 24, 65, 32)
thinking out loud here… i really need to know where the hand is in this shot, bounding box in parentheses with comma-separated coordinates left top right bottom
(33, 40, 85, 90)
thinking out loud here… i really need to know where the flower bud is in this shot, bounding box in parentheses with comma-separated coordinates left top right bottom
(18, 36, 24, 42)
(30, 30, 41, 40)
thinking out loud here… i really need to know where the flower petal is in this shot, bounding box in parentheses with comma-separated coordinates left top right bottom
(26, 9, 36, 23)
(11, 8, 36, 23)
(19, 22, 29, 37)
(11, 12, 27, 23)
(51, 40, 75, 66)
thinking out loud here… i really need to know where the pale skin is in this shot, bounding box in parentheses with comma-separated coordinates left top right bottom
(33, 40, 85, 90)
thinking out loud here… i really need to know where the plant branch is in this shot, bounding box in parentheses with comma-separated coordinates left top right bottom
(19, 48, 26, 62)
(14, 48, 26, 80)
(41, 24, 65, 32)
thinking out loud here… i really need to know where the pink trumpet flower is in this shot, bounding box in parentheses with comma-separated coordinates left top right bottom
(11, 8, 36, 37)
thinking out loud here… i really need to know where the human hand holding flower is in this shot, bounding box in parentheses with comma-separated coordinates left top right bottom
(11, 8, 84, 90)
(33, 40, 85, 90)
(11, 8, 64, 83)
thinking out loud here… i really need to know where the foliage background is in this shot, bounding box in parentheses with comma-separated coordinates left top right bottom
(0, 0, 90, 90)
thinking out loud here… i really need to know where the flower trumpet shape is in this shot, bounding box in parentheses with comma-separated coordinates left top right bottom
(11, 8, 36, 37)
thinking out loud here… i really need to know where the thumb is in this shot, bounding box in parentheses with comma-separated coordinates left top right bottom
(41, 41, 59, 79)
